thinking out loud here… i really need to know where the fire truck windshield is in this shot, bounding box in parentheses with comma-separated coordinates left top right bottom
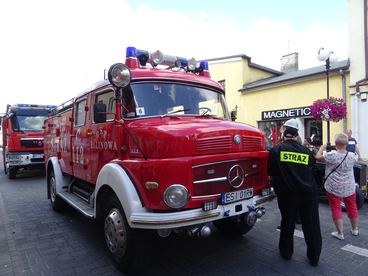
(11, 115, 47, 132)
(10, 109, 48, 132)
(122, 83, 229, 119)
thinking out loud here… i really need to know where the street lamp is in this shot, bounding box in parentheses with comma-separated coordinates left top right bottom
(317, 47, 338, 147)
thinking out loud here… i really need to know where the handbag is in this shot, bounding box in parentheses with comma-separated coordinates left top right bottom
(323, 152, 348, 184)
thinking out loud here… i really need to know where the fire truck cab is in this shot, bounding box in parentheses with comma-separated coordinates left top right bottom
(44, 47, 274, 272)
(2, 104, 54, 179)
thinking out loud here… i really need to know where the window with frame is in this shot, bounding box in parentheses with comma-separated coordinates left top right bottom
(304, 118, 322, 146)
(75, 100, 87, 126)
(95, 91, 115, 121)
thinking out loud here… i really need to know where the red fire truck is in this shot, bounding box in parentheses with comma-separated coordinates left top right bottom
(2, 104, 55, 179)
(44, 47, 274, 272)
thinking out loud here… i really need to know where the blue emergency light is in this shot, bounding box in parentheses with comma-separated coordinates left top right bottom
(15, 104, 57, 109)
(15, 104, 31, 107)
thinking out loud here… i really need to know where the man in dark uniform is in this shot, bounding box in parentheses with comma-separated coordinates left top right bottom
(269, 118, 322, 266)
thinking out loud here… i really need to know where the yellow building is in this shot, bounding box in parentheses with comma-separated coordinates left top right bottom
(208, 54, 350, 148)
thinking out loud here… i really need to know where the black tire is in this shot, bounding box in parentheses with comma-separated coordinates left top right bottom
(48, 169, 64, 212)
(214, 213, 254, 236)
(8, 167, 17, 179)
(104, 196, 152, 273)
(341, 185, 364, 211)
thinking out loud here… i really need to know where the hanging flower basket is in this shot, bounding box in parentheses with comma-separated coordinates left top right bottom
(310, 97, 347, 122)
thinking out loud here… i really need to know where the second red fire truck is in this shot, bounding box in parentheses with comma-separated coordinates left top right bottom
(43, 47, 274, 272)
(2, 104, 54, 178)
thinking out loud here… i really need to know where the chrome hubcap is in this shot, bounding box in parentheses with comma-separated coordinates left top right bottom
(104, 208, 127, 255)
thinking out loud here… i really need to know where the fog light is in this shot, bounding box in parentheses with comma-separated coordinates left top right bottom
(187, 57, 198, 71)
(202, 200, 218, 211)
(157, 229, 171, 238)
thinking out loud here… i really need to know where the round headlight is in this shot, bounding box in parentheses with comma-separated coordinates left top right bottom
(108, 63, 131, 88)
(164, 184, 189, 209)
(150, 50, 164, 66)
(187, 57, 198, 71)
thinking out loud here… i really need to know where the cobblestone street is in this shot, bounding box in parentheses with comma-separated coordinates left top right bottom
(1, 157, 368, 275)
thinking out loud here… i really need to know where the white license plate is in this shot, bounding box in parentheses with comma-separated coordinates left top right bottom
(221, 188, 253, 205)
(33, 154, 43, 158)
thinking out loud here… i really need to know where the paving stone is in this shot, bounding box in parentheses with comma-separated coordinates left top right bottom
(1, 155, 368, 275)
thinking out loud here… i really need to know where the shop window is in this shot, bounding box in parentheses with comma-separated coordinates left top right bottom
(304, 119, 322, 147)
(258, 120, 286, 149)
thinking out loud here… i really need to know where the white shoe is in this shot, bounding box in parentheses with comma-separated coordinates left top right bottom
(351, 229, 359, 236)
(331, 231, 344, 240)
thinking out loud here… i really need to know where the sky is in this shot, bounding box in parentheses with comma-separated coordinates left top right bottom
(0, 0, 348, 114)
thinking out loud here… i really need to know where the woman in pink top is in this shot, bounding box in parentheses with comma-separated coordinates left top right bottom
(315, 133, 359, 240)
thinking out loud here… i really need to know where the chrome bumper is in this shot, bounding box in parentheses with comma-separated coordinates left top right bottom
(129, 193, 275, 229)
(7, 152, 44, 167)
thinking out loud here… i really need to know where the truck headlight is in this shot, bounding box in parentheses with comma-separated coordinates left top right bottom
(8, 154, 21, 160)
(164, 184, 189, 209)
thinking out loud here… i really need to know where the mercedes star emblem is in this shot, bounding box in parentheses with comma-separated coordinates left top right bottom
(228, 164, 245, 188)
(234, 134, 241, 145)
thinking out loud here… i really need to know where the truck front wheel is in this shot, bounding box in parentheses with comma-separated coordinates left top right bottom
(48, 170, 64, 212)
(8, 167, 17, 179)
(214, 213, 254, 236)
(104, 196, 151, 273)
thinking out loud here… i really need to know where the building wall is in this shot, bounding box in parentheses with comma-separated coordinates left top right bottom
(209, 61, 351, 146)
(209, 57, 274, 113)
(348, 0, 368, 158)
(348, 0, 365, 84)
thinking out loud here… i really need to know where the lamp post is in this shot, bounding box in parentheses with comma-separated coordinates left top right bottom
(317, 47, 337, 147)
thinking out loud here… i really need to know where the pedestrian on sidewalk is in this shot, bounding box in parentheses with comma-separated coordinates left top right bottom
(269, 118, 322, 266)
(345, 129, 362, 160)
(315, 133, 359, 240)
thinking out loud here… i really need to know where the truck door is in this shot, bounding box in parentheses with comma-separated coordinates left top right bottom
(89, 89, 117, 184)
(72, 96, 91, 182)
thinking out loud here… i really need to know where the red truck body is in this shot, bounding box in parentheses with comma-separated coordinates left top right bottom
(1, 104, 54, 179)
(43, 47, 274, 272)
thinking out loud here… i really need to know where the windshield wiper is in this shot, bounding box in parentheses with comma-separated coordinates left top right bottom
(161, 109, 191, 117)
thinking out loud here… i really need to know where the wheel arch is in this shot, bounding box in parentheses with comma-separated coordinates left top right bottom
(46, 157, 68, 198)
(95, 163, 145, 227)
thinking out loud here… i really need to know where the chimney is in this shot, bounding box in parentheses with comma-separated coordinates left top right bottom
(280, 52, 299, 72)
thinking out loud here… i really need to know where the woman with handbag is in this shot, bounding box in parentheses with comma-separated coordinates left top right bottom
(315, 133, 359, 240)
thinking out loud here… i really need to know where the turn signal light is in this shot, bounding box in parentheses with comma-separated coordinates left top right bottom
(145, 181, 159, 190)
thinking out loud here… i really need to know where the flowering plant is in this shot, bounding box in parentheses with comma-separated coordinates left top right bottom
(310, 97, 347, 122)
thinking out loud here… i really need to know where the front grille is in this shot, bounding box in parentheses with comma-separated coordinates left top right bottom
(242, 136, 262, 151)
(192, 159, 261, 197)
(21, 139, 44, 148)
(196, 136, 232, 151)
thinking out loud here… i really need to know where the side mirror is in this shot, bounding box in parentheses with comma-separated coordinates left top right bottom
(94, 102, 107, 123)
(230, 110, 237, 121)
